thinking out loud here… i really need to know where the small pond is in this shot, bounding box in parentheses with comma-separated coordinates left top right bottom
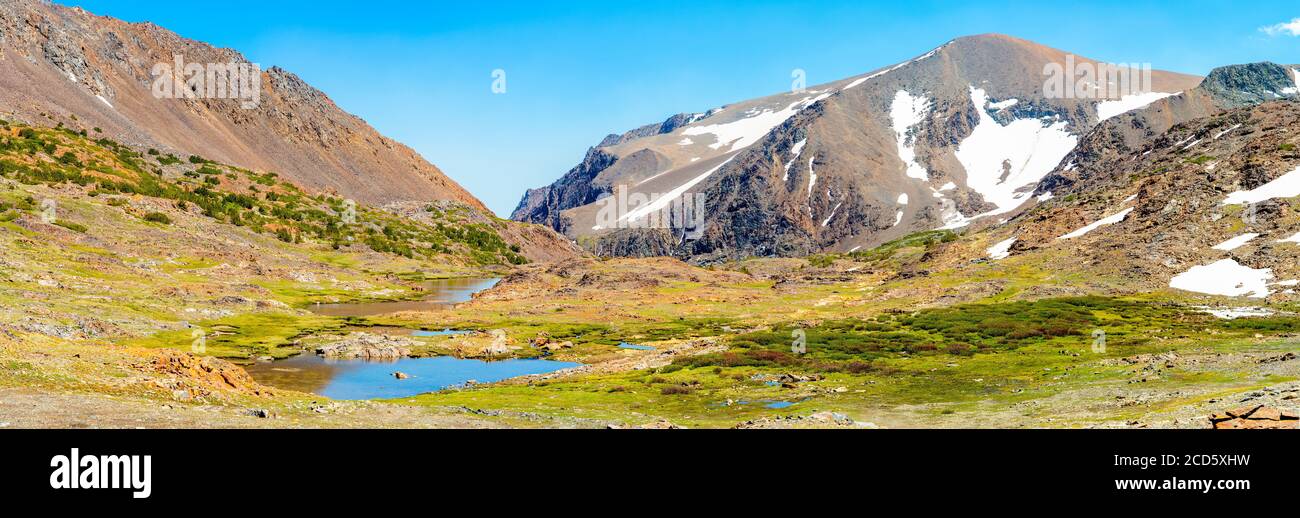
(307, 277, 500, 317)
(245, 354, 579, 400)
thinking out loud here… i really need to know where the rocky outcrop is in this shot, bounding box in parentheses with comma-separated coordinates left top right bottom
(315, 333, 416, 360)
(145, 349, 273, 399)
(510, 147, 617, 231)
(1200, 62, 1300, 109)
(735, 411, 876, 429)
(597, 112, 704, 148)
(592, 228, 678, 258)
(1210, 405, 1299, 429)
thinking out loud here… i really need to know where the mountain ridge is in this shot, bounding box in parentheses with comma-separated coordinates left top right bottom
(0, 0, 488, 210)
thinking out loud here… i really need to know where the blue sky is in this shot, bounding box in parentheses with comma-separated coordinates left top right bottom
(69, 1, 1299, 216)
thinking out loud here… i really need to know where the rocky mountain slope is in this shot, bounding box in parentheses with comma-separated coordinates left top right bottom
(513, 34, 1204, 262)
(1038, 62, 1300, 195)
(984, 76, 1300, 304)
(0, 0, 483, 209)
(0, 120, 537, 266)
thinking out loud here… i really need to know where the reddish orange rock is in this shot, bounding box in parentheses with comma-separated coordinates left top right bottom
(1226, 405, 1262, 418)
(1247, 407, 1282, 421)
(1211, 406, 1300, 429)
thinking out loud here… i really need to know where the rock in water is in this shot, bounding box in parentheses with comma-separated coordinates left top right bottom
(315, 332, 415, 360)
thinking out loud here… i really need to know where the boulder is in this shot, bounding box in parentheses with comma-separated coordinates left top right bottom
(1211, 405, 1299, 429)
(315, 332, 415, 360)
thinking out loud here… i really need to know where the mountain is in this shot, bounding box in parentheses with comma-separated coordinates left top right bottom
(0, 0, 484, 209)
(512, 34, 1204, 262)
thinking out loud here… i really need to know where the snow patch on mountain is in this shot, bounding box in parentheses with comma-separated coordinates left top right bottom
(842, 43, 948, 92)
(1170, 259, 1273, 299)
(1213, 124, 1242, 140)
(783, 138, 807, 182)
(1199, 306, 1275, 319)
(683, 93, 829, 152)
(618, 155, 737, 225)
(890, 91, 933, 181)
(987, 237, 1017, 260)
(936, 197, 972, 230)
(1096, 91, 1176, 122)
(1221, 165, 1300, 205)
(1057, 207, 1133, 240)
(956, 86, 1078, 216)
(988, 98, 1018, 111)
(1212, 233, 1260, 251)
(1285, 69, 1300, 95)
(822, 202, 842, 227)
(806, 155, 817, 197)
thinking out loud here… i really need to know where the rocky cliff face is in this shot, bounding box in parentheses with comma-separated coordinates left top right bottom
(514, 34, 1203, 263)
(1200, 62, 1300, 108)
(510, 148, 617, 233)
(0, 0, 486, 209)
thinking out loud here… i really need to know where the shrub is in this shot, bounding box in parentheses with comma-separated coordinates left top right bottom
(807, 255, 836, 268)
(275, 227, 295, 243)
(57, 152, 83, 167)
(54, 220, 88, 233)
(143, 212, 172, 225)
